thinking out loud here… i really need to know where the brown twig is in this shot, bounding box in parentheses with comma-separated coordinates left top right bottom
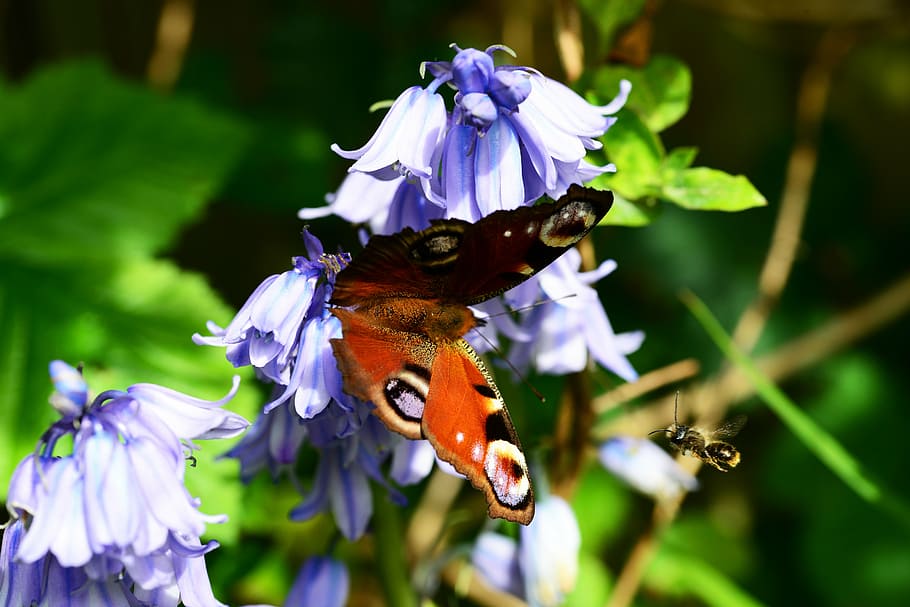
(406, 468, 464, 564)
(711, 30, 857, 411)
(146, 0, 195, 92)
(554, 0, 584, 82)
(593, 358, 701, 414)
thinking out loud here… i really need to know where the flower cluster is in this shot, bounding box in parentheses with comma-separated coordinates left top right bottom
(0, 361, 248, 607)
(195, 230, 434, 540)
(304, 44, 630, 230)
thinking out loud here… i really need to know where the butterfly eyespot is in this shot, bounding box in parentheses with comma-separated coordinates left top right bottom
(410, 231, 462, 267)
(484, 440, 531, 508)
(503, 229, 512, 238)
(539, 199, 598, 247)
(384, 377, 426, 421)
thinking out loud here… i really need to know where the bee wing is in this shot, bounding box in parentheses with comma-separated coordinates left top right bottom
(710, 414, 747, 440)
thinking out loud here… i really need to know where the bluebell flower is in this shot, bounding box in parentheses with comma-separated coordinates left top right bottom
(599, 436, 699, 500)
(301, 173, 446, 237)
(284, 556, 349, 607)
(305, 43, 629, 225)
(471, 494, 581, 607)
(1, 361, 247, 607)
(198, 230, 434, 538)
(506, 249, 644, 382)
(331, 85, 448, 181)
(223, 394, 306, 482)
(194, 230, 353, 417)
(288, 401, 416, 541)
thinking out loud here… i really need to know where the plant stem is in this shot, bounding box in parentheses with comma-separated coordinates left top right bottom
(373, 486, 419, 607)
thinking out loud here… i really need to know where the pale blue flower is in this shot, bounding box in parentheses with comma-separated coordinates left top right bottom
(506, 249, 643, 382)
(288, 402, 415, 540)
(200, 229, 434, 539)
(472, 494, 582, 607)
(2, 362, 246, 607)
(331, 85, 447, 180)
(599, 436, 698, 500)
(223, 395, 306, 482)
(194, 230, 353, 416)
(304, 43, 629, 227)
(284, 556, 349, 607)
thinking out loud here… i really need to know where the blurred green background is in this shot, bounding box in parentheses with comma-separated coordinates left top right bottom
(1, 1, 908, 606)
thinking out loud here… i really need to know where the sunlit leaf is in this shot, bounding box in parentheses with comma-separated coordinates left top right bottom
(592, 55, 692, 132)
(662, 167, 767, 211)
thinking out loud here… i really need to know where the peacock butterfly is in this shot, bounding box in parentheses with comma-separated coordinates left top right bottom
(329, 184, 614, 524)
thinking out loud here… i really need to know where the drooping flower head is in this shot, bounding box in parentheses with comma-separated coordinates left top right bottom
(1, 361, 248, 607)
(303, 43, 631, 230)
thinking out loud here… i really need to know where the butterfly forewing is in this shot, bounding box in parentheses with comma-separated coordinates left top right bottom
(445, 184, 613, 303)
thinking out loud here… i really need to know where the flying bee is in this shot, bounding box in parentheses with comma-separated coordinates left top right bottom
(649, 393, 746, 472)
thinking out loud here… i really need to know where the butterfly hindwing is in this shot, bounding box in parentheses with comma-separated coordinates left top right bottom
(331, 308, 434, 439)
(422, 340, 533, 524)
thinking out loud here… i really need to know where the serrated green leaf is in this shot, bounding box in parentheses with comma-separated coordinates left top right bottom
(0, 60, 249, 264)
(592, 55, 692, 132)
(599, 191, 655, 226)
(597, 108, 664, 200)
(661, 167, 767, 211)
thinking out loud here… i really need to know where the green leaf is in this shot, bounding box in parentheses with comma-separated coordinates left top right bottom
(661, 167, 767, 211)
(646, 549, 766, 607)
(597, 108, 664, 200)
(0, 60, 249, 264)
(565, 550, 612, 607)
(577, 0, 646, 57)
(599, 191, 655, 227)
(592, 55, 692, 132)
(664, 146, 698, 172)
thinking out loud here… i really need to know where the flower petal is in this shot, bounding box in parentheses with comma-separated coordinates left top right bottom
(285, 557, 350, 607)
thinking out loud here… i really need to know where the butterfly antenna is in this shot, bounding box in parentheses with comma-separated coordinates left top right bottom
(674, 390, 680, 426)
(469, 328, 546, 403)
(482, 294, 578, 320)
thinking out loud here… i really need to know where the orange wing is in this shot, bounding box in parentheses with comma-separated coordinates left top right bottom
(330, 309, 533, 524)
(422, 340, 533, 524)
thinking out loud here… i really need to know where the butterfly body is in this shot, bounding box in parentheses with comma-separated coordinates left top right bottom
(330, 185, 614, 524)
